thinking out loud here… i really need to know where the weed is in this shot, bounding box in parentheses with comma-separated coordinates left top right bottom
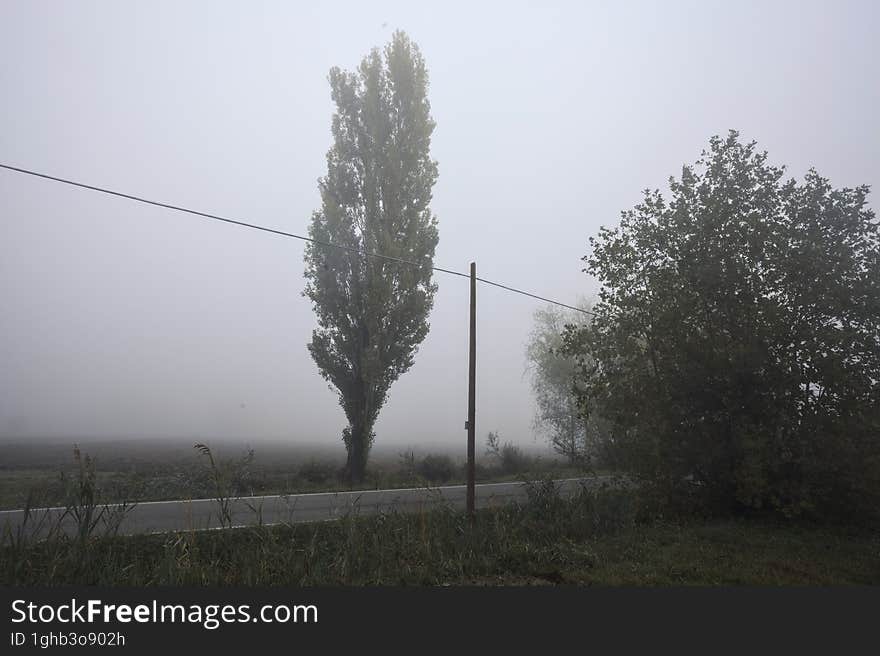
(193, 443, 254, 528)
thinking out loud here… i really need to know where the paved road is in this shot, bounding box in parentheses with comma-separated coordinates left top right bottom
(0, 477, 607, 539)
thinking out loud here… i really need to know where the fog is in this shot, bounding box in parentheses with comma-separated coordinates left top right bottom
(1, 1, 877, 452)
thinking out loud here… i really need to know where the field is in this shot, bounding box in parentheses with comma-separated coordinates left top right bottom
(0, 438, 575, 510)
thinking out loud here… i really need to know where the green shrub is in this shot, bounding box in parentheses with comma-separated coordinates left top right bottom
(486, 431, 532, 476)
(416, 454, 455, 483)
(298, 461, 338, 486)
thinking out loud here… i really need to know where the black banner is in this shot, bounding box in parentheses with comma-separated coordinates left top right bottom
(1, 586, 876, 653)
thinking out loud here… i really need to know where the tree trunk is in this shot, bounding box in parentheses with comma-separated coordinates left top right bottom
(346, 422, 368, 484)
(344, 382, 375, 484)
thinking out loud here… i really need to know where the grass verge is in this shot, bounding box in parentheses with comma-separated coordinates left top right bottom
(2, 483, 877, 586)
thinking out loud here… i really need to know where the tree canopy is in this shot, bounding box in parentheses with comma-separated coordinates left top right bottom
(563, 131, 880, 518)
(304, 31, 439, 482)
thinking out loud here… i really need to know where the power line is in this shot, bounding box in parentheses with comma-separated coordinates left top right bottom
(475, 277, 590, 315)
(0, 163, 466, 279)
(0, 162, 594, 316)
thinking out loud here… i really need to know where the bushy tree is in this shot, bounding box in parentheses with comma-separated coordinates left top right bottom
(304, 32, 439, 483)
(525, 303, 600, 465)
(564, 131, 880, 518)
(485, 431, 529, 475)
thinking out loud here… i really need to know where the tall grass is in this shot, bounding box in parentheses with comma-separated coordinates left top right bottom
(1, 445, 136, 581)
(62, 445, 136, 541)
(0, 482, 638, 585)
(192, 443, 256, 528)
(2, 477, 877, 586)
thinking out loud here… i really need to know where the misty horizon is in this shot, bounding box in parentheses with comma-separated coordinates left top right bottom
(2, 1, 878, 452)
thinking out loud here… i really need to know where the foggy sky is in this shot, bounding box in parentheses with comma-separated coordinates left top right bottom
(1, 1, 878, 451)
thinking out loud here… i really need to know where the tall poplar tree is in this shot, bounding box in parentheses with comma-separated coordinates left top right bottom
(304, 32, 439, 482)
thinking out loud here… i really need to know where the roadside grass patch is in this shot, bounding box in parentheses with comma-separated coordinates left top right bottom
(2, 485, 876, 586)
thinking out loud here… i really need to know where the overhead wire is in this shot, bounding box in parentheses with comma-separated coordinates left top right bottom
(0, 163, 595, 316)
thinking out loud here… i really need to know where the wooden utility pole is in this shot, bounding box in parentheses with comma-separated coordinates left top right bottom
(466, 261, 476, 517)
